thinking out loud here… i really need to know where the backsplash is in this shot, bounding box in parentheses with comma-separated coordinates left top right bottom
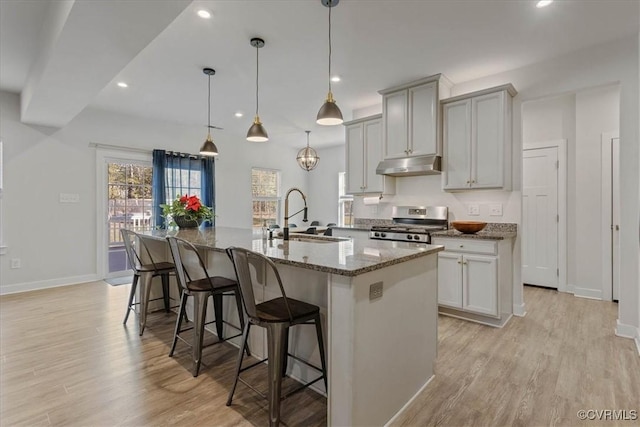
(352, 174, 520, 224)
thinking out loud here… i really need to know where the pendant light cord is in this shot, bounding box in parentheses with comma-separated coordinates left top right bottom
(328, 1, 332, 93)
(255, 45, 260, 116)
(207, 74, 211, 130)
(306, 130, 311, 148)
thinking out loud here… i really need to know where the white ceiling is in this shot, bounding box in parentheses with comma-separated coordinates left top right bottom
(1, 0, 638, 147)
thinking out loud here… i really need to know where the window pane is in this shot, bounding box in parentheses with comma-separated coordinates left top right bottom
(252, 200, 278, 227)
(252, 169, 279, 197)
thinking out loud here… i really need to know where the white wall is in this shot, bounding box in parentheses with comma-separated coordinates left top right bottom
(574, 85, 620, 299)
(453, 35, 639, 338)
(0, 90, 308, 293)
(306, 145, 345, 226)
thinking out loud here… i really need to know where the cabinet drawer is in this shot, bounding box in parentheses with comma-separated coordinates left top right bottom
(432, 238, 497, 255)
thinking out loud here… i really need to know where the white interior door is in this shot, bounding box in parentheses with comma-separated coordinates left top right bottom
(601, 134, 621, 301)
(522, 147, 558, 288)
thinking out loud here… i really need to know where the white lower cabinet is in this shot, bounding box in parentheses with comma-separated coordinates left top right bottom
(437, 252, 498, 316)
(433, 236, 513, 326)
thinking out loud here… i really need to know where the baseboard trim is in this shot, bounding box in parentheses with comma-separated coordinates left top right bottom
(513, 302, 526, 317)
(384, 375, 435, 427)
(566, 283, 576, 294)
(573, 286, 602, 300)
(615, 320, 638, 340)
(635, 334, 640, 356)
(0, 274, 99, 295)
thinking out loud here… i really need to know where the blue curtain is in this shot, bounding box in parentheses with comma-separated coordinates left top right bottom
(152, 149, 215, 228)
(152, 150, 166, 228)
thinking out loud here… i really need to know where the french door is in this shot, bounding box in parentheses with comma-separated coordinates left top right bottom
(104, 159, 153, 278)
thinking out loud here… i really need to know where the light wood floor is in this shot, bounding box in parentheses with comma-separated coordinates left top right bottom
(1, 283, 638, 426)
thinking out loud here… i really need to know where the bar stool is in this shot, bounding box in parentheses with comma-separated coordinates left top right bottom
(167, 237, 249, 377)
(226, 247, 328, 427)
(121, 229, 178, 336)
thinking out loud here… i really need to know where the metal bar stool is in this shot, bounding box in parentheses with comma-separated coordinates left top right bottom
(226, 247, 328, 427)
(167, 237, 249, 377)
(121, 229, 180, 336)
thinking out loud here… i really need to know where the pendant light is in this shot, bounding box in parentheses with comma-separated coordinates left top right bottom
(297, 130, 320, 171)
(316, 0, 343, 126)
(246, 37, 269, 142)
(199, 67, 219, 156)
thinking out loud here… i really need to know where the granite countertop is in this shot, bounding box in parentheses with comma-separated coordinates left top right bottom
(138, 227, 442, 277)
(431, 223, 517, 240)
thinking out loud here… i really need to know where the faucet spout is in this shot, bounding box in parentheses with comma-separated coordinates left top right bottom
(283, 187, 308, 240)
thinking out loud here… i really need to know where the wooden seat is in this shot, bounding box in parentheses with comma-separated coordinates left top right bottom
(167, 237, 248, 377)
(226, 247, 328, 427)
(121, 229, 179, 336)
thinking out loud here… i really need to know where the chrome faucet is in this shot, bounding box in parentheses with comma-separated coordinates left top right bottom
(283, 187, 308, 240)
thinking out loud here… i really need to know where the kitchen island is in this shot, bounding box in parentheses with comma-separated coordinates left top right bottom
(137, 226, 443, 426)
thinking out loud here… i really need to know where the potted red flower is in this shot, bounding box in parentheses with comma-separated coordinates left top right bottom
(161, 194, 214, 228)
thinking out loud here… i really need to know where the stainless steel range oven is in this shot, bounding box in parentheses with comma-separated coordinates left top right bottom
(369, 206, 448, 244)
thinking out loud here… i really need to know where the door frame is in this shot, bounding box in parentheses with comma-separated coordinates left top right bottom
(95, 146, 151, 280)
(600, 131, 620, 302)
(522, 139, 567, 293)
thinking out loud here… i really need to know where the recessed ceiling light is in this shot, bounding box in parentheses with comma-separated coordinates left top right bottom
(117, 82, 128, 88)
(330, 75, 341, 83)
(235, 112, 244, 118)
(197, 9, 212, 19)
(536, 0, 553, 8)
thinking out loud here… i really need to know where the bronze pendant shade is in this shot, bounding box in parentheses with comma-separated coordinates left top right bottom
(297, 130, 320, 171)
(316, 0, 343, 126)
(199, 67, 219, 156)
(247, 37, 269, 142)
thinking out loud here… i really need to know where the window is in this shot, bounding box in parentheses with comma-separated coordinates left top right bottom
(338, 172, 354, 226)
(152, 150, 215, 229)
(165, 158, 203, 202)
(252, 168, 281, 227)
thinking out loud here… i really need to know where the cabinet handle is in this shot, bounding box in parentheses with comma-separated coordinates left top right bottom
(466, 180, 470, 184)
(471, 180, 476, 184)
(459, 245, 464, 248)
(463, 261, 468, 265)
(457, 261, 462, 264)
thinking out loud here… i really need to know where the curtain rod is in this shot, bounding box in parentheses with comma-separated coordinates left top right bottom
(88, 142, 152, 154)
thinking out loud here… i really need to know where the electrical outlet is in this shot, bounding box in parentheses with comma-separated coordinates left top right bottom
(369, 281, 383, 300)
(489, 204, 503, 216)
(10, 258, 21, 269)
(468, 204, 480, 216)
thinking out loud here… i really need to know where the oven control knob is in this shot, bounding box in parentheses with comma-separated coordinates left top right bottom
(374, 232, 380, 237)
(414, 235, 420, 240)
(381, 233, 386, 238)
(406, 234, 413, 240)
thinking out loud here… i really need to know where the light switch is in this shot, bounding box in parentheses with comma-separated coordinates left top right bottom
(468, 204, 480, 216)
(59, 193, 80, 203)
(489, 204, 503, 216)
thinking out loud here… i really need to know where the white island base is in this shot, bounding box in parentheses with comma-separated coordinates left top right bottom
(139, 231, 439, 426)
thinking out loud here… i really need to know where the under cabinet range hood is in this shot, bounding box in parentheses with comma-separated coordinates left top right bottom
(376, 154, 442, 177)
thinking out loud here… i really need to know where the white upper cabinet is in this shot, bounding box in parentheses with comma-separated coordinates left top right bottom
(344, 115, 395, 195)
(442, 84, 516, 191)
(379, 74, 451, 160)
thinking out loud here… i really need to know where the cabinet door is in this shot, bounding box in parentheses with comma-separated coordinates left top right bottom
(443, 99, 472, 190)
(382, 90, 408, 159)
(437, 252, 463, 308)
(363, 118, 384, 193)
(408, 82, 437, 157)
(472, 91, 504, 188)
(462, 254, 498, 316)
(345, 123, 364, 194)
